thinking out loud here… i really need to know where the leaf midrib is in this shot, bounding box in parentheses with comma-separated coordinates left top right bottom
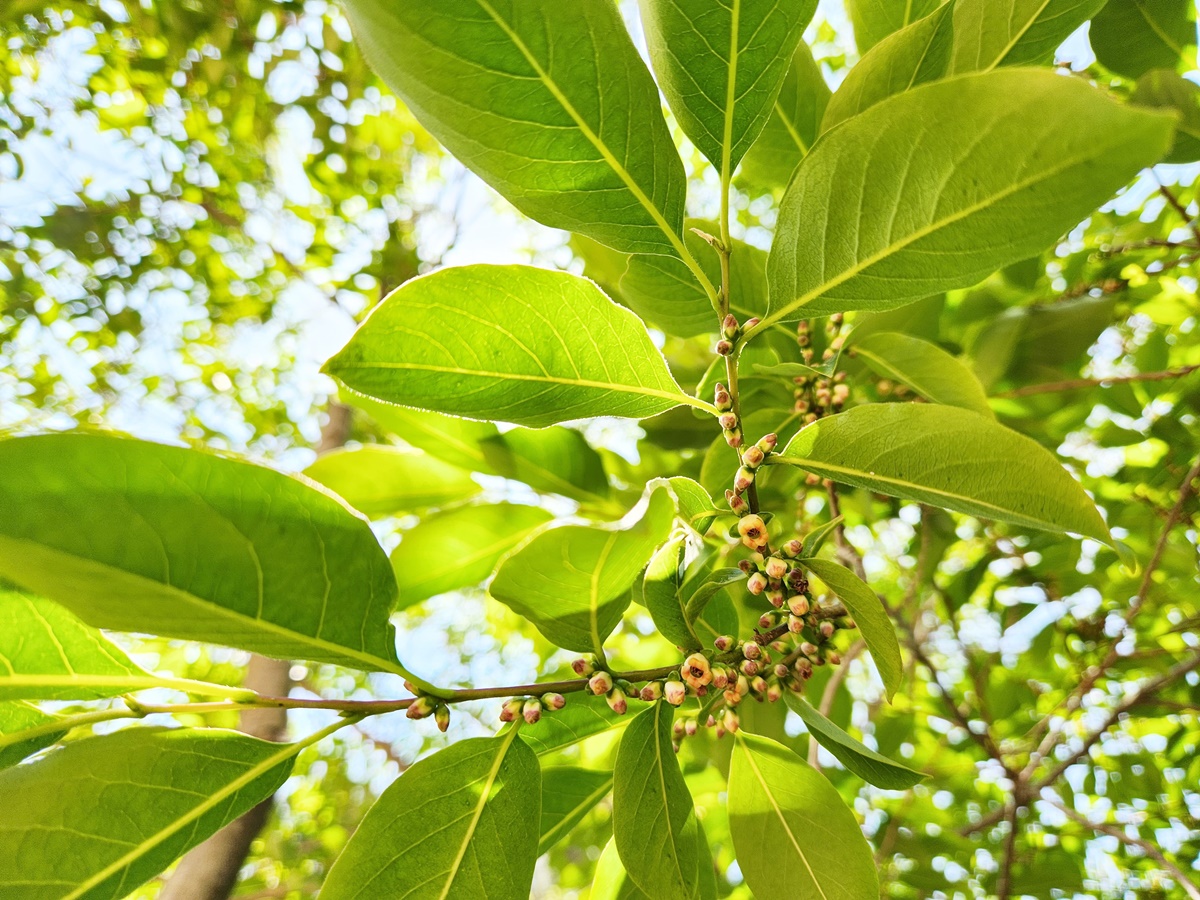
(985, 0, 1054, 71)
(539, 773, 614, 852)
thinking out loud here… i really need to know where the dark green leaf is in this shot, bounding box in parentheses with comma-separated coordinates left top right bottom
(642, 537, 699, 650)
(481, 426, 611, 505)
(785, 693, 925, 788)
(0, 702, 65, 770)
(683, 568, 746, 622)
(490, 489, 676, 653)
(1090, 0, 1196, 79)
(326, 266, 705, 428)
(800, 515, 843, 557)
(1133, 69, 1200, 163)
(304, 445, 480, 517)
(850, 331, 993, 416)
(539, 766, 613, 853)
(322, 731, 541, 900)
(777, 404, 1113, 543)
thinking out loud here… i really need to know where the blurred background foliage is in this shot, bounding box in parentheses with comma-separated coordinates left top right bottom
(1, 1, 1199, 898)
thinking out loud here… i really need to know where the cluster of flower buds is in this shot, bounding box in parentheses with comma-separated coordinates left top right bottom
(715, 314, 760, 356)
(714, 383, 741, 448)
(499, 691, 567, 726)
(406, 696, 453, 733)
(727, 432, 777, 527)
(585, 670, 633, 715)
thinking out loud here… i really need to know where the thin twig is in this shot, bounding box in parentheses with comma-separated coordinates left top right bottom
(996, 365, 1199, 398)
(996, 803, 1020, 900)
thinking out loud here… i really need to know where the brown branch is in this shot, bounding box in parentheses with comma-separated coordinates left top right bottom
(808, 639, 865, 768)
(996, 365, 1200, 398)
(995, 803, 1020, 900)
(1157, 181, 1200, 250)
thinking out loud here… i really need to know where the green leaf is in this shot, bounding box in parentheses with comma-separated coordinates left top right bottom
(850, 331, 994, 417)
(821, 2, 954, 132)
(683, 567, 746, 622)
(649, 476, 721, 535)
(304, 445, 480, 517)
(785, 694, 925, 788)
(592, 837, 653, 900)
(490, 489, 676, 654)
(0, 434, 408, 678)
(797, 558, 903, 701)
(517, 694, 628, 756)
(618, 220, 767, 338)
(613, 703, 701, 900)
(0, 591, 149, 701)
(347, 394, 501, 475)
(847, 0, 942, 52)
(390, 503, 553, 608)
(639, 0, 816, 176)
(0, 725, 309, 900)
(325, 266, 707, 428)
(0, 701, 64, 770)
(739, 42, 831, 190)
(481, 426, 612, 505)
(642, 537, 699, 650)
(321, 730, 540, 900)
(341, 0, 690, 258)
(539, 766, 613, 853)
(756, 69, 1175, 326)
(949, 0, 1107, 72)
(728, 732, 878, 900)
(800, 515, 843, 557)
(776, 404, 1113, 542)
(1133, 69, 1200, 163)
(1090, 0, 1196, 79)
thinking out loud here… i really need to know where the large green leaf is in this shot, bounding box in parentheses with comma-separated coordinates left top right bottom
(341, 0, 689, 258)
(592, 837, 653, 900)
(613, 703, 701, 900)
(776, 404, 1112, 542)
(481, 426, 612, 505)
(0, 434, 408, 678)
(739, 42, 831, 190)
(390, 503, 553, 608)
(618, 218, 768, 337)
(321, 731, 540, 900)
(949, 0, 1107, 72)
(847, 0, 942, 51)
(728, 732, 878, 900)
(821, 3, 954, 132)
(754, 69, 1174, 327)
(304, 445, 480, 517)
(797, 558, 903, 702)
(785, 694, 925, 789)
(0, 701, 65, 770)
(517, 694, 628, 756)
(0, 725, 308, 900)
(642, 537, 701, 651)
(0, 591, 149, 701)
(325, 266, 706, 428)
(489, 489, 675, 653)
(1090, 0, 1196, 79)
(1133, 69, 1200, 163)
(850, 331, 993, 417)
(539, 766, 614, 853)
(649, 476, 721, 535)
(639, 0, 815, 176)
(347, 395, 501, 475)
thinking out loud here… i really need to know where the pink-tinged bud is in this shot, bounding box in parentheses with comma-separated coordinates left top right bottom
(640, 681, 663, 702)
(682, 653, 713, 690)
(716, 339, 734, 356)
(714, 634, 735, 652)
(758, 613, 775, 629)
(747, 572, 768, 595)
(589, 671, 614, 695)
(788, 595, 810, 617)
(796, 658, 814, 678)
(715, 389, 733, 411)
(734, 466, 756, 493)
(764, 557, 788, 580)
(543, 692, 566, 710)
(664, 680, 687, 706)
(406, 696, 436, 720)
(766, 588, 785, 608)
(706, 715, 717, 728)
(801, 641, 819, 658)
(744, 317, 760, 331)
(782, 538, 803, 558)
(787, 569, 808, 593)
(828, 651, 842, 666)
(571, 657, 595, 676)
(724, 688, 742, 706)
(737, 558, 757, 575)
(788, 615, 805, 634)
(711, 667, 729, 690)
(728, 492, 748, 515)
(737, 514, 768, 550)
(435, 704, 451, 733)
(684, 718, 698, 736)
(767, 684, 783, 703)
(771, 640, 788, 653)
(523, 698, 543, 725)
(742, 445, 765, 469)
(832, 384, 850, 405)
(723, 710, 741, 733)
(715, 724, 727, 739)
(606, 688, 628, 715)
(500, 698, 524, 722)
(722, 314, 739, 339)
(757, 433, 778, 453)
(819, 621, 835, 639)
(726, 429, 744, 448)
(403, 680, 418, 694)
(737, 674, 751, 696)
(742, 641, 761, 660)
(741, 659, 759, 677)
(774, 663, 790, 679)
(844, 618, 857, 630)
(673, 719, 686, 739)
(750, 676, 768, 696)
(719, 411, 739, 430)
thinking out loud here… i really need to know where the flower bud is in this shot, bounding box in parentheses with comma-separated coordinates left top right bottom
(406, 696, 436, 720)
(757, 433, 778, 453)
(788, 614, 805, 634)
(589, 671, 614, 695)
(725, 427, 744, 449)
(715, 724, 727, 739)
(774, 663, 791, 679)
(819, 620, 836, 639)
(640, 681, 663, 702)
(727, 492, 748, 515)
(714, 634, 735, 652)
(500, 698, 524, 722)
(781, 538, 803, 558)
(766, 587, 785, 608)
(403, 680, 418, 694)
(742, 445, 765, 468)
(664, 680, 687, 706)
(722, 314, 739, 339)
(684, 718, 698, 736)
(718, 411, 739, 430)
(737, 514, 768, 550)
(764, 557, 788, 580)
(523, 698, 543, 725)
(843, 618, 857, 630)
(746, 572, 768, 595)
(716, 339, 734, 356)
(682, 653, 713, 689)
(828, 651, 842, 666)
(788, 594, 810, 616)
(801, 641, 819, 658)
(711, 667, 729, 690)
(714, 383, 733, 411)
(795, 658, 814, 678)
(742, 641, 761, 660)
(758, 612, 775, 629)
(673, 719, 686, 739)
(543, 692, 566, 710)
(723, 709, 741, 733)
(832, 384, 850, 405)
(740, 659, 759, 677)
(434, 704, 451, 733)
(606, 688, 628, 715)
(744, 317, 760, 331)
(737, 674, 751, 696)
(737, 558, 757, 575)
(734, 466, 756, 493)
(766, 684, 783, 703)
(787, 569, 809, 593)
(750, 676, 768, 696)
(571, 657, 595, 676)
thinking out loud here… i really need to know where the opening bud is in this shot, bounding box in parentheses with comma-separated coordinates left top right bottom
(543, 692, 566, 710)
(723, 687, 742, 706)
(796, 658, 814, 678)
(589, 671, 614, 695)
(523, 698, 543, 725)
(682, 652, 713, 689)
(664, 680, 687, 706)
(787, 569, 808, 593)
(737, 514, 767, 550)
(606, 688, 628, 715)
(434, 704, 451, 733)
(764, 557, 788, 580)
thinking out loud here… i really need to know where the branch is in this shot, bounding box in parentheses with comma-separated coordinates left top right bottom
(995, 365, 1199, 398)
(995, 803, 1020, 900)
